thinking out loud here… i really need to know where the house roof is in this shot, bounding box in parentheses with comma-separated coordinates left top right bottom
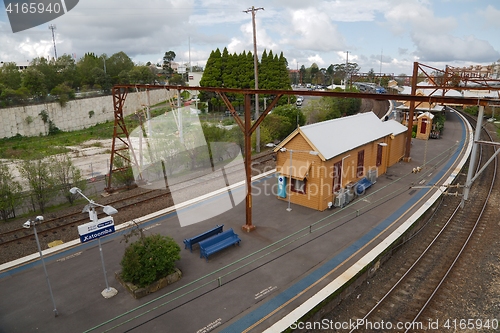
(275, 112, 408, 161)
(417, 112, 435, 119)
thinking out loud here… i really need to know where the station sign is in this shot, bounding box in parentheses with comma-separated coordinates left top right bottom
(78, 217, 115, 243)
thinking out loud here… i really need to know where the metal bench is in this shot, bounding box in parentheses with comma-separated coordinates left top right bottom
(355, 177, 373, 196)
(198, 228, 241, 262)
(183, 225, 224, 252)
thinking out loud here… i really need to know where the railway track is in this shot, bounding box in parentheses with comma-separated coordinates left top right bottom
(313, 110, 497, 333)
(0, 151, 276, 250)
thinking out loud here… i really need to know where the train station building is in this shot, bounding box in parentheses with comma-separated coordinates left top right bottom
(274, 112, 407, 211)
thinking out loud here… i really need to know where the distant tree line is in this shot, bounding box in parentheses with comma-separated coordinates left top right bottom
(199, 47, 292, 112)
(0, 50, 181, 108)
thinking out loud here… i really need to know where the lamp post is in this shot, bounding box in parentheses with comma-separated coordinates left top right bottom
(70, 187, 118, 298)
(279, 148, 319, 211)
(23, 216, 58, 317)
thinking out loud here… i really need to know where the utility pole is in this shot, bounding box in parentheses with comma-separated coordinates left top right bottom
(345, 51, 349, 89)
(244, 6, 264, 153)
(48, 24, 57, 60)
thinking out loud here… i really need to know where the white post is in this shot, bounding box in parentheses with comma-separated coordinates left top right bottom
(177, 89, 183, 143)
(33, 222, 58, 317)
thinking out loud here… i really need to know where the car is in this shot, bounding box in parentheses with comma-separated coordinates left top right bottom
(296, 99, 303, 107)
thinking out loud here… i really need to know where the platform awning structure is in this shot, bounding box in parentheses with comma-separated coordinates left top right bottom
(278, 159, 311, 180)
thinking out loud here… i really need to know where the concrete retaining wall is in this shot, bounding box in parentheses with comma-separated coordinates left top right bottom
(0, 89, 171, 139)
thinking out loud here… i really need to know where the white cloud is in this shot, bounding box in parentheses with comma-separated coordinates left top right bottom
(412, 33, 499, 62)
(477, 5, 500, 28)
(0, 0, 499, 75)
(283, 8, 346, 52)
(307, 54, 324, 66)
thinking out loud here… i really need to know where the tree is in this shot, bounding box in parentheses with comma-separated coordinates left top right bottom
(76, 53, 102, 87)
(50, 83, 75, 107)
(17, 159, 56, 213)
(106, 51, 134, 84)
(271, 104, 306, 130)
(0, 163, 22, 222)
(29, 57, 58, 93)
(162, 51, 176, 77)
(120, 233, 181, 288)
(0, 62, 22, 90)
(367, 68, 376, 82)
(262, 113, 292, 141)
(299, 65, 306, 85)
(21, 67, 46, 98)
(54, 54, 77, 88)
(310, 63, 319, 84)
(199, 49, 223, 110)
(111, 155, 135, 189)
(168, 73, 185, 86)
(50, 154, 86, 205)
(90, 67, 110, 91)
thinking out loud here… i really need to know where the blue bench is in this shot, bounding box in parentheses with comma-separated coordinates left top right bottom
(355, 177, 373, 196)
(183, 225, 224, 252)
(198, 228, 241, 261)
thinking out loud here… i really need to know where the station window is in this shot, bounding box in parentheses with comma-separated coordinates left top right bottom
(291, 178, 307, 194)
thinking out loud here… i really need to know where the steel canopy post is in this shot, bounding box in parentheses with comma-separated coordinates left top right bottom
(242, 94, 256, 232)
(462, 105, 485, 206)
(404, 62, 419, 162)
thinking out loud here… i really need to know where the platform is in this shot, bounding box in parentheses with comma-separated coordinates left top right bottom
(0, 110, 471, 333)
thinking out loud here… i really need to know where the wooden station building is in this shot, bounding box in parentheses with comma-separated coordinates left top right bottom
(274, 112, 408, 211)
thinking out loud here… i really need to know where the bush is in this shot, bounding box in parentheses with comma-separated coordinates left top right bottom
(120, 234, 181, 288)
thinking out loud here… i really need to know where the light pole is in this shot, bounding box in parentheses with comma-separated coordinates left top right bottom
(23, 216, 59, 317)
(279, 148, 319, 211)
(70, 187, 118, 298)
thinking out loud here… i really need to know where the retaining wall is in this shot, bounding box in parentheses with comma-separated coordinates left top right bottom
(0, 89, 171, 139)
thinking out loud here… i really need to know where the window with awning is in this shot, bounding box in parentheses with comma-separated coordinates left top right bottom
(278, 159, 311, 180)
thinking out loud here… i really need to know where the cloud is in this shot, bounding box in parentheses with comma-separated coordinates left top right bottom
(412, 33, 500, 62)
(382, 1, 499, 65)
(282, 8, 346, 52)
(477, 5, 500, 28)
(307, 54, 324, 66)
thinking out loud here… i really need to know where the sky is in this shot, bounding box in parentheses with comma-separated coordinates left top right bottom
(1, 0, 500, 76)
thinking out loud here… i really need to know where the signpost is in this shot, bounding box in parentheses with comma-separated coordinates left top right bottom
(78, 217, 115, 243)
(71, 187, 118, 299)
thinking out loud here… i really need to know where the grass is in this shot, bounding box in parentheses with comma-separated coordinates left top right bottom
(0, 120, 120, 160)
(0, 103, 246, 161)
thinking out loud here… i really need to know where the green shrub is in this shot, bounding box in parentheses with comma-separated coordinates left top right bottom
(464, 105, 478, 116)
(120, 234, 181, 288)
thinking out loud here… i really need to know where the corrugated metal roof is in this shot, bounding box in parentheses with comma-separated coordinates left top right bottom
(382, 119, 408, 136)
(299, 112, 407, 160)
